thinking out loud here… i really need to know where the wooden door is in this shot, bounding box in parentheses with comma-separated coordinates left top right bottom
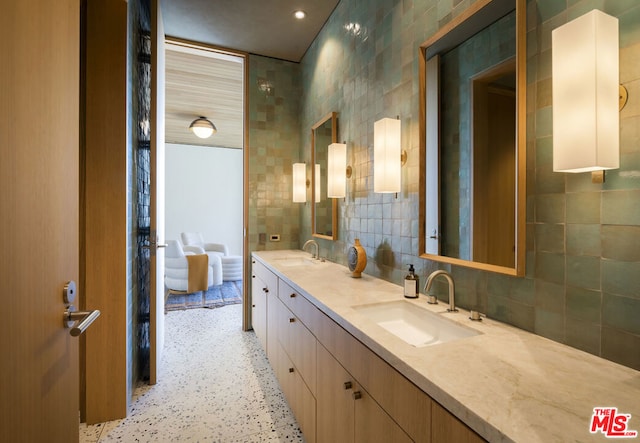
(149, 0, 166, 385)
(0, 1, 80, 441)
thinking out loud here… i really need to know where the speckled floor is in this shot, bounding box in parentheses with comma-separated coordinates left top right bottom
(79, 304, 304, 442)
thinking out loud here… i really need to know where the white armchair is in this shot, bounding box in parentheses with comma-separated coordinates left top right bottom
(165, 240, 223, 292)
(180, 232, 229, 263)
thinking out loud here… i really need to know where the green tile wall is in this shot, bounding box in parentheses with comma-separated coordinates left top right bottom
(248, 55, 302, 253)
(248, 0, 640, 370)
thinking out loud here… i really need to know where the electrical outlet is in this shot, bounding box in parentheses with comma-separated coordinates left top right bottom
(270, 234, 281, 242)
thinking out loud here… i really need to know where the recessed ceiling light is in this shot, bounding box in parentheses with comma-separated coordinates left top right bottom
(293, 10, 306, 19)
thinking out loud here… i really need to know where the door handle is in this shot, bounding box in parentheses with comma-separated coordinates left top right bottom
(64, 307, 101, 337)
(142, 230, 166, 253)
(62, 280, 100, 336)
(142, 243, 168, 249)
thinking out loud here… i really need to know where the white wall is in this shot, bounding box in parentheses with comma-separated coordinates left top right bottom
(165, 143, 243, 256)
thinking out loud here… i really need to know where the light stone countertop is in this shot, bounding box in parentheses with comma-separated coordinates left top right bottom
(253, 250, 640, 443)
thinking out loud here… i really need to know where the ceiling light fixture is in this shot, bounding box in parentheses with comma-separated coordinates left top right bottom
(293, 10, 306, 20)
(189, 117, 217, 139)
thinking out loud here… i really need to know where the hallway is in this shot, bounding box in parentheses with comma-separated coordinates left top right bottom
(80, 304, 304, 442)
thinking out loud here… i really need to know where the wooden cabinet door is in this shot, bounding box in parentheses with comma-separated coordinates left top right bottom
(354, 385, 413, 443)
(280, 305, 317, 395)
(292, 370, 317, 443)
(278, 341, 316, 443)
(317, 345, 355, 443)
(431, 402, 485, 443)
(251, 271, 267, 351)
(266, 280, 280, 365)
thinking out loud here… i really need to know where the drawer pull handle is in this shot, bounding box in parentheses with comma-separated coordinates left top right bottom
(353, 391, 362, 400)
(289, 367, 294, 373)
(252, 304, 255, 308)
(252, 275, 255, 278)
(289, 318, 295, 323)
(344, 381, 353, 390)
(263, 287, 269, 293)
(290, 293, 296, 298)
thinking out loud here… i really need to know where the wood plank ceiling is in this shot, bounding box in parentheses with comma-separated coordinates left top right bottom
(165, 42, 244, 149)
(162, 1, 340, 149)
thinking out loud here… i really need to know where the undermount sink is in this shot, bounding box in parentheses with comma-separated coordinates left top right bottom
(353, 300, 480, 347)
(274, 257, 319, 267)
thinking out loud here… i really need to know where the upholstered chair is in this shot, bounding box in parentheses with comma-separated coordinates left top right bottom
(164, 240, 223, 292)
(180, 232, 229, 263)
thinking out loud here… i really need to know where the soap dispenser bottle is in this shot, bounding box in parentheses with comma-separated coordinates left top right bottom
(404, 264, 419, 299)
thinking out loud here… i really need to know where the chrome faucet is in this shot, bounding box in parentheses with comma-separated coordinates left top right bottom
(302, 239, 319, 259)
(424, 270, 457, 312)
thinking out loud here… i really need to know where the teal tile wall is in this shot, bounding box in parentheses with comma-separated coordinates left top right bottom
(248, 55, 302, 253)
(248, 0, 640, 370)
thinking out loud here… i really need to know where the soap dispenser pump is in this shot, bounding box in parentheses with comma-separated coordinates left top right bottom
(404, 264, 419, 299)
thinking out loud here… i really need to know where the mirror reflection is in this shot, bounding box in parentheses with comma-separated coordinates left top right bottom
(420, 0, 525, 276)
(312, 112, 337, 240)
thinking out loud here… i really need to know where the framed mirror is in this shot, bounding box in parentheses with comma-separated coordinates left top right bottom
(418, 0, 526, 276)
(311, 112, 338, 240)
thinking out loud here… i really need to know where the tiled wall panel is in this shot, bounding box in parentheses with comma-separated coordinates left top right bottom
(284, 0, 640, 370)
(247, 55, 303, 253)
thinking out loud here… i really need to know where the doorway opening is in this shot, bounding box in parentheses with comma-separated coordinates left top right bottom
(163, 41, 246, 315)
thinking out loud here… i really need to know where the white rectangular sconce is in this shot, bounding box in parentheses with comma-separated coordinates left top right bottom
(327, 142, 347, 198)
(315, 163, 321, 202)
(292, 162, 306, 203)
(552, 10, 619, 176)
(374, 118, 401, 193)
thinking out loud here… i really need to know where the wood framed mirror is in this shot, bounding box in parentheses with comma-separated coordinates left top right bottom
(311, 112, 338, 240)
(418, 0, 526, 276)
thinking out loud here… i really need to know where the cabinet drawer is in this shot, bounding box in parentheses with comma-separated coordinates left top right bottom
(252, 259, 278, 292)
(278, 279, 321, 335)
(275, 295, 317, 396)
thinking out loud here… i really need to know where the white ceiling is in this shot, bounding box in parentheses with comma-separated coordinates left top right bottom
(160, 0, 340, 62)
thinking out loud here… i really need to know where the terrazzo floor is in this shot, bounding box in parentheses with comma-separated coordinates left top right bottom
(79, 304, 305, 442)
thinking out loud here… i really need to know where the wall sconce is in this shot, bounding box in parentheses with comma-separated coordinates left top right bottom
(327, 142, 350, 198)
(552, 10, 625, 183)
(374, 117, 407, 194)
(315, 164, 321, 202)
(189, 117, 217, 139)
(293, 163, 307, 203)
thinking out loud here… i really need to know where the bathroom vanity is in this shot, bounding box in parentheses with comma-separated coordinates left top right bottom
(251, 250, 640, 442)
